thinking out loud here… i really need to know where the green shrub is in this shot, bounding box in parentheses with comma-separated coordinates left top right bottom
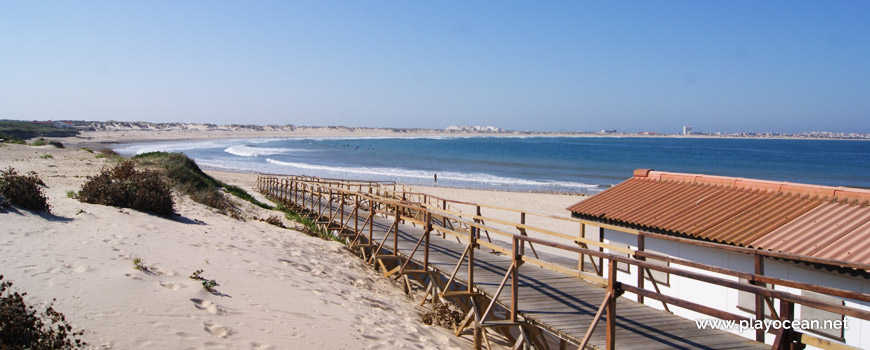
(225, 184, 273, 209)
(134, 152, 220, 190)
(95, 148, 121, 160)
(0, 168, 50, 212)
(77, 161, 174, 216)
(189, 270, 220, 293)
(31, 138, 64, 148)
(0, 120, 78, 139)
(40, 154, 53, 159)
(0, 275, 86, 349)
(133, 152, 250, 219)
(80, 148, 93, 153)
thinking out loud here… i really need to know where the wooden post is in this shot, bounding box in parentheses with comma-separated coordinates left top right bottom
(579, 223, 586, 273)
(369, 203, 374, 244)
(354, 195, 359, 237)
(282, 180, 288, 203)
(606, 259, 618, 350)
(441, 199, 447, 229)
(754, 254, 765, 342)
(637, 235, 645, 304)
(339, 192, 345, 233)
(468, 226, 475, 291)
(425, 212, 431, 270)
(598, 227, 605, 277)
(773, 300, 794, 349)
(511, 237, 520, 322)
(393, 204, 400, 254)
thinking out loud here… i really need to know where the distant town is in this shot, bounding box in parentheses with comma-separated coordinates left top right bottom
(1, 119, 868, 141)
(449, 124, 870, 140)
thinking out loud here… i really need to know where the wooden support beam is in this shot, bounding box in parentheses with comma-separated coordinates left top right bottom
(605, 259, 617, 350)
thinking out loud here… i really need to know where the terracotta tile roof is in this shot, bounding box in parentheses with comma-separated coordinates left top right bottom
(567, 169, 870, 266)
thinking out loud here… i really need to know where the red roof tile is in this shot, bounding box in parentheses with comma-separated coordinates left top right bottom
(567, 169, 870, 266)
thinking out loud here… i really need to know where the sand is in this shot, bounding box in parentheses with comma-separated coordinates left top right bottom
(0, 143, 473, 349)
(2, 129, 589, 349)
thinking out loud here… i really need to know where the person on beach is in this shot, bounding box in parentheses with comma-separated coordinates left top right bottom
(434, 173, 438, 185)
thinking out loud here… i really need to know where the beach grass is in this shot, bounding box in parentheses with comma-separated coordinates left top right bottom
(273, 201, 340, 242)
(31, 138, 64, 148)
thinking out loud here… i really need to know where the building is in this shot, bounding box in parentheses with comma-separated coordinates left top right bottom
(567, 169, 870, 349)
(683, 125, 692, 135)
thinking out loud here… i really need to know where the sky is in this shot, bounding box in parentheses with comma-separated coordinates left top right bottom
(1, 1, 868, 133)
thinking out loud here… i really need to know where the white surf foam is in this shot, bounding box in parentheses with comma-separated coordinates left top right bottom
(115, 140, 233, 155)
(264, 158, 598, 189)
(224, 145, 308, 157)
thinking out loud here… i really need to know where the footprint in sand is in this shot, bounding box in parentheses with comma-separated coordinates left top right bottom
(159, 281, 186, 290)
(124, 273, 142, 280)
(203, 321, 232, 338)
(191, 298, 223, 314)
(278, 259, 312, 273)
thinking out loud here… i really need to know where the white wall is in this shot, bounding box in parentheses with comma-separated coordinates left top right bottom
(584, 224, 870, 349)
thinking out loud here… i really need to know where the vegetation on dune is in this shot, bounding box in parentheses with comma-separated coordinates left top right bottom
(271, 201, 341, 242)
(133, 152, 243, 219)
(77, 161, 175, 216)
(0, 275, 86, 349)
(30, 138, 64, 148)
(0, 120, 78, 140)
(133, 151, 273, 215)
(95, 148, 122, 161)
(2, 137, 27, 145)
(74, 150, 270, 219)
(189, 270, 220, 293)
(224, 184, 273, 209)
(420, 303, 464, 329)
(0, 168, 50, 212)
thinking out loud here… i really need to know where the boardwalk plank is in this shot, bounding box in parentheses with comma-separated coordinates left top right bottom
(275, 188, 769, 350)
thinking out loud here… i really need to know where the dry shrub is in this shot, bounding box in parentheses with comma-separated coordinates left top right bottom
(0, 167, 50, 212)
(264, 215, 285, 228)
(420, 303, 464, 329)
(78, 161, 174, 215)
(0, 275, 86, 349)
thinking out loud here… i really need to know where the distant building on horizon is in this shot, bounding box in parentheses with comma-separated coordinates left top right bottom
(682, 125, 692, 135)
(446, 125, 502, 132)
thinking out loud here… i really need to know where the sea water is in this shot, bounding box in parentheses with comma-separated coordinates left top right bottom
(115, 137, 870, 194)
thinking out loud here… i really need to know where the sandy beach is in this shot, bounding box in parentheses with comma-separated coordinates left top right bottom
(1, 131, 586, 349)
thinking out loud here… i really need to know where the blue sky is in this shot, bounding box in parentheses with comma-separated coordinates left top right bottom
(1, 1, 868, 133)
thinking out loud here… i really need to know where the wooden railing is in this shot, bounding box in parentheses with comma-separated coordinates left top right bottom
(258, 175, 869, 350)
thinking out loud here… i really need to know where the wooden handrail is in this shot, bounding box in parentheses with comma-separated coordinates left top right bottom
(260, 175, 870, 350)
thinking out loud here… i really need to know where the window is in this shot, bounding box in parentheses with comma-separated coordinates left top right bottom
(801, 291, 845, 340)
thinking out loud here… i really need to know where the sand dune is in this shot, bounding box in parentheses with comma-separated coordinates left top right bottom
(1, 143, 472, 349)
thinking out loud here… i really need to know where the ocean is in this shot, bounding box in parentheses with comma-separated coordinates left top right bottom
(115, 137, 870, 194)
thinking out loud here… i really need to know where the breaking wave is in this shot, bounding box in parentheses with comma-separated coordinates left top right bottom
(264, 158, 598, 189)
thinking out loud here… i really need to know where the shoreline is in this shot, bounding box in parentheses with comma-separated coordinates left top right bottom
(57, 130, 604, 196)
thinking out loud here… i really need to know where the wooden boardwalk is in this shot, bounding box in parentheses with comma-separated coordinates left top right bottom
(261, 177, 769, 349)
